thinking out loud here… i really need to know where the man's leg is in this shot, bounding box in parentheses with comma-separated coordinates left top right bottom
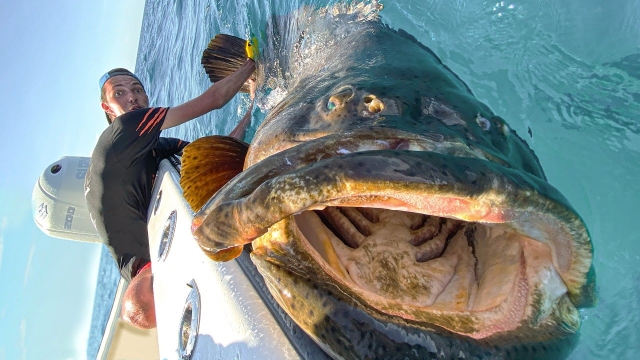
(121, 266, 156, 329)
(228, 79, 256, 140)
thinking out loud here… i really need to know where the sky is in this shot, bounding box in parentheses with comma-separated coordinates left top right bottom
(0, 1, 146, 359)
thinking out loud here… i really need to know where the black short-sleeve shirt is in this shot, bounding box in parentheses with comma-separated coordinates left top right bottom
(85, 107, 188, 282)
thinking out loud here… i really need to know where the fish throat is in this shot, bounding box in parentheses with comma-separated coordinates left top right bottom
(293, 205, 553, 337)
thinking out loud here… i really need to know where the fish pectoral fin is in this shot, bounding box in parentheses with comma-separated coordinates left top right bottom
(202, 245, 244, 262)
(180, 135, 249, 211)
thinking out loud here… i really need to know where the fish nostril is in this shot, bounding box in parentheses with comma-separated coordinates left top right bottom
(364, 95, 384, 113)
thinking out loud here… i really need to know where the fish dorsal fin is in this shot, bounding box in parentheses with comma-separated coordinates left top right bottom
(180, 135, 249, 212)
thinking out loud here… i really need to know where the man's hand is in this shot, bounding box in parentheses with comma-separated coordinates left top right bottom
(228, 79, 255, 140)
(248, 79, 257, 100)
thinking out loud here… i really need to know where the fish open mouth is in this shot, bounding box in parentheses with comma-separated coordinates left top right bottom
(191, 128, 594, 339)
(297, 208, 520, 311)
(293, 207, 569, 339)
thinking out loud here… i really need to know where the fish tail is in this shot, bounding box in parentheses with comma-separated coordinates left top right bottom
(201, 34, 252, 93)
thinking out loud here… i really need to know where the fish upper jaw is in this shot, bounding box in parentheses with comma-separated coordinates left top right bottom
(191, 127, 492, 236)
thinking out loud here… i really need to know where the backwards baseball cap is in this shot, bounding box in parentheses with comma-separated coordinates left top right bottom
(99, 68, 144, 90)
(99, 68, 145, 124)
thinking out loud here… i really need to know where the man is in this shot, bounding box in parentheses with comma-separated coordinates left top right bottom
(85, 59, 255, 329)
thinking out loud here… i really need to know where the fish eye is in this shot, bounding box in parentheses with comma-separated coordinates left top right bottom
(326, 86, 355, 111)
(493, 117, 510, 136)
(476, 115, 491, 131)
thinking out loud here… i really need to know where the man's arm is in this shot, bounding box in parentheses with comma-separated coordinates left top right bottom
(161, 59, 256, 130)
(156, 138, 189, 158)
(227, 79, 257, 140)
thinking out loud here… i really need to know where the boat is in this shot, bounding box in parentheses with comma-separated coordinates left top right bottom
(32, 155, 327, 359)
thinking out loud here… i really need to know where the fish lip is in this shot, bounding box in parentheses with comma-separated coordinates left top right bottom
(193, 126, 491, 226)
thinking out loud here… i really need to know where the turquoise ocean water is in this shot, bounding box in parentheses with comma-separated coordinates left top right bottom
(88, 0, 640, 358)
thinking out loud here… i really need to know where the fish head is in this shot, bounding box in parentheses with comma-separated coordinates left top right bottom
(247, 26, 543, 183)
(184, 10, 596, 359)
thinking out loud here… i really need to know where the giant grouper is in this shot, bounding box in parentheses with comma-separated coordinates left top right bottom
(179, 2, 596, 359)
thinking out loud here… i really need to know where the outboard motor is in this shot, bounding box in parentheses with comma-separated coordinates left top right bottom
(32, 156, 100, 242)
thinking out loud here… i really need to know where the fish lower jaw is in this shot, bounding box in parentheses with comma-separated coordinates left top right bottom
(293, 206, 575, 338)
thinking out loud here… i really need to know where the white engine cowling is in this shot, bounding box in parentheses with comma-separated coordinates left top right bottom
(32, 156, 101, 243)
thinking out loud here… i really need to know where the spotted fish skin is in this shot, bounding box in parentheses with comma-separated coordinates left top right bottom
(184, 3, 595, 359)
(248, 24, 543, 180)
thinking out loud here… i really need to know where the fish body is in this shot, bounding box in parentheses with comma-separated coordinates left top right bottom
(182, 3, 596, 359)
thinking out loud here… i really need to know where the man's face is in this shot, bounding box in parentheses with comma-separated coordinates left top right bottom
(101, 75, 149, 119)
